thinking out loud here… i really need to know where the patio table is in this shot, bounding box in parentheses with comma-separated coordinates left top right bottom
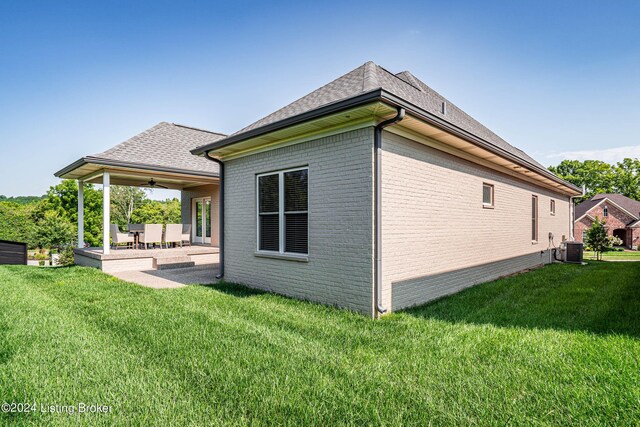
(128, 225, 145, 249)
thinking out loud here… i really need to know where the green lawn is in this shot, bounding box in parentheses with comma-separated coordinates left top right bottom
(0, 263, 639, 426)
(584, 250, 640, 261)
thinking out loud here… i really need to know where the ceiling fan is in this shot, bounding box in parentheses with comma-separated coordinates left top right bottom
(140, 178, 168, 189)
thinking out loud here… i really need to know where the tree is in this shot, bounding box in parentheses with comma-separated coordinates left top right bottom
(584, 217, 610, 260)
(31, 211, 75, 251)
(2, 181, 181, 251)
(613, 158, 640, 201)
(131, 198, 181, 225)
(34, 180, 103, 247)
(0, 195, 44, 205)
(549, 158, 640, 202)
(548, 160, 615, 201)
(0, 201, 37, 246)
(111, 186, 147, 227)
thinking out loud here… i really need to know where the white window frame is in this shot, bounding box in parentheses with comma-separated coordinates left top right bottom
(482, 183, 494, 208)
(256, 166, 309, 257)
(550, 199, 556, 216)
(603, 206, 608, 217)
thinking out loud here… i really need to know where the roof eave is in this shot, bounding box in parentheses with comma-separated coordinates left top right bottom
(55, 156, 219, 180)
(54, 157, 88, 178)
(190, 89, 385, 156)
(377, 90, 582, 195)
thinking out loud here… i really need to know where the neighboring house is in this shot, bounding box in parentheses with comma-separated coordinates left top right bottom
(56, 61, 581, 317)
(574, 194, 640, 250)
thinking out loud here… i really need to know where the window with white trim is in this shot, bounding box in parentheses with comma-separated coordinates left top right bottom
(257, 167, 308, 255)
(482, 183, 494, 207)
(550, 199, 556, 215)
(532, 195, 538, 241)
(603, 206, 608, 217)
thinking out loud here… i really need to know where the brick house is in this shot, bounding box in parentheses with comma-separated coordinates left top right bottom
(191, 61, 581, 316)
(574, 194, 640, 250)
(57, 61, 583, 316)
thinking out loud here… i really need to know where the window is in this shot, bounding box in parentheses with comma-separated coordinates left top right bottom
(482, 183, 494, 207)
(257, 167, 308, 255)
(582, 230, 587, 242)
(532, 195, 538, 241)
(603, 206, 608, 217)
(550, 199, 556, 215)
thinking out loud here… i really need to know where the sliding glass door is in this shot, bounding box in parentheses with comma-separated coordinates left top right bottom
(192, 197, 211, 244)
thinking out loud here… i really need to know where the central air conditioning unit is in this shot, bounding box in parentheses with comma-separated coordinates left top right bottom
(564, 242, 584, 264)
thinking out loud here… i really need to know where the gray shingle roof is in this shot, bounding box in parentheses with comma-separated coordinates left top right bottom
(574, 198, 600, 219)
(92, 122, 225, 175)
(576, 193, 640, 222)
(231, 61, 548, 171)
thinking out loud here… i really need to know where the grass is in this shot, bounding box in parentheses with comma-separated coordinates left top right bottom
(0, 263, 639, 426)
(584, 250, 640, 261)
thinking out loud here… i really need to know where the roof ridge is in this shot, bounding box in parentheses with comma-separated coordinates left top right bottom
(195, 62, 575, 192)
(362, 61, 380, 92)
(79, 122, 224, 176)
(394, 70, 424, 92)
(383, 67, 537, 164)
(96, 123, 164, 156)
(171, 122, 227, 137)
(375, 64, 426, 93)
(231, 62, 373, 136)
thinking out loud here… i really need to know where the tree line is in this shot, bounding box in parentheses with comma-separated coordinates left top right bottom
(2, 159, 637, 250)
(0, 180, 180, 250)
(548, 158, 640, 202)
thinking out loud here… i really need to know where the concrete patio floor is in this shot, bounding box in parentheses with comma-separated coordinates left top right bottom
(110, 263, 220, 289)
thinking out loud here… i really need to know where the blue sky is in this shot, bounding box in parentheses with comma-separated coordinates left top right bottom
(1, 0, 639, 197)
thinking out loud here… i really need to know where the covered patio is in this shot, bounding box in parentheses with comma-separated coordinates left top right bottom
(54, 122, 225, 272)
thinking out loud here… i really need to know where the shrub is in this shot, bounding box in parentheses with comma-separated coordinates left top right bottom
(608, 235, 623, 247)
(56, 246, 75, 266)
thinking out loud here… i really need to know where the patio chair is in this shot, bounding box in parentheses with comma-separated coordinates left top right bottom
(139, 224, 163, 249)
(110, 224, 134, 250)
(181, 224, 192, 247)
(164, 224, 183, 248)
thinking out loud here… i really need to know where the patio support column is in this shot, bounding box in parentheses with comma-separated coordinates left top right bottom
(103, 171, 110, 255)
(77, 180, 84, 248)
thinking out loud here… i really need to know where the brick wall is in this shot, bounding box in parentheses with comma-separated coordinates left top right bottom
(630, 228, 639, 249)
(573, 217, 593, 244)
(223, 128, 375, 315)
(380, 131, 572, 311)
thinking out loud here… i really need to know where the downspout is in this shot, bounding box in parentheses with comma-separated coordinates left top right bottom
(374, 107, 406, 315)
(205, 151, 224, 279)
(570, 184, 586, 240)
